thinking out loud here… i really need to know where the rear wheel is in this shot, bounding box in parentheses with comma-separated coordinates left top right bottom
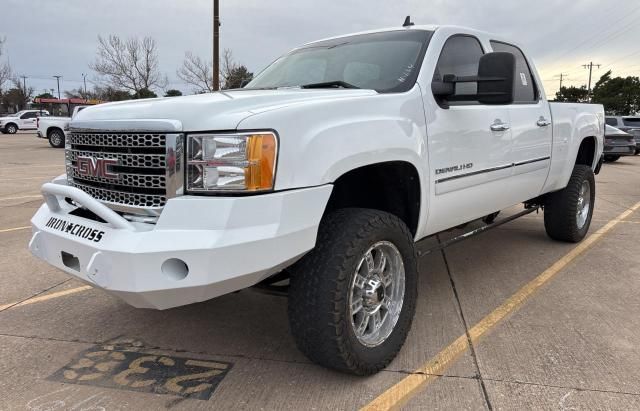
(5, 124, 17, 134)
(635, 149, 639, 156)
(543, 165, 595, 243)
(604, 155, 620, 162)
(48, 129, 65, 148)
(288, 208, 417, 375)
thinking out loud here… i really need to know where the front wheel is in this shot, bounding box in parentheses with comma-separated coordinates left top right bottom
(544, 165, 595, 243)
(288, 208, 417, 375)
(48, 129, 65, 148)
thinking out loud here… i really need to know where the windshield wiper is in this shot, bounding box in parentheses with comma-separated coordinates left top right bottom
(300, 81, 360, 89)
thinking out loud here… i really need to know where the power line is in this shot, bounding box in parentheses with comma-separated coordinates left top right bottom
(554, 73, 569, 96)
(582, 62, 601, 102)
(546, 4, 640, 63)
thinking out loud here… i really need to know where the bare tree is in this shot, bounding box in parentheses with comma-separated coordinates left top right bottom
(178, 49, 250, 92)
(0, 37, 12, 95)
(90, 35, 167, 95)
(177, 52, 214, 93)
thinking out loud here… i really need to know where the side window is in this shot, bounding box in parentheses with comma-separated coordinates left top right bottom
(605, 118, 617, 126)
(21, 112, 35, 119)
(490, 41, 537, 103)
(433, 35, 484, 104)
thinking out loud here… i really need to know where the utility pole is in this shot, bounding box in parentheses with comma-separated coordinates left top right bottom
(53, 75, 62, 99)
(554, 73, 569, 100)
(20, 75, 27, 92)
(82, 73, 88, 96)
(213, 0, 220, 91)
(582, 62, 601, 102)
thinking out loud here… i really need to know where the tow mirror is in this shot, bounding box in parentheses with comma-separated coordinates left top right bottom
(432, 52, 516, 106)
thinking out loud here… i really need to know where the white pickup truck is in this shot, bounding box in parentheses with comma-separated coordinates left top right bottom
(30, 24, 604, 375)
(0, 110, 50, 134)
(37, 106, 89, 148)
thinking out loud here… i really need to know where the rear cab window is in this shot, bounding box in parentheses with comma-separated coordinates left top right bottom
(490, 41, 538, 103)
(605, 118, 618, 126)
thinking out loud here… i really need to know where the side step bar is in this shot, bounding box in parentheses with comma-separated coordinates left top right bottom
(255, 205, 541, 296)
(416, 206, 540, 258)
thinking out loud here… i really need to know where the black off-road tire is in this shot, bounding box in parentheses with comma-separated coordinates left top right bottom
(288, 208, 418, 375)
(604, 155, 620, 162)
(48, 129, 65, 148)
(543, 165, 595, 243)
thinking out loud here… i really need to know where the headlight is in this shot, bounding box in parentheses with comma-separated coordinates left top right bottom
(186, 132, 277, 192)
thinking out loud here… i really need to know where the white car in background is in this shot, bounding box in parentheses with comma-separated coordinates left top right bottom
(37, 106, 89, 148)
(0, 110, 50, 134)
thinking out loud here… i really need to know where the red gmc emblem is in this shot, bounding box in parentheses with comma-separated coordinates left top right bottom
(76, 156, 119, 179)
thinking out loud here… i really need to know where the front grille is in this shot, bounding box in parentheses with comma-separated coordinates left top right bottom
(66, 132, 169, 209)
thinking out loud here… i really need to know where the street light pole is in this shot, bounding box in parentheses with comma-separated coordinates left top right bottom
(53, 75, 62, 99)
(82, 73, 88, 96)
(213, 0, 220, 91)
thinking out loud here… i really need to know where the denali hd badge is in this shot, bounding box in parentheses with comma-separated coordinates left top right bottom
(45, 217, 105, 243)
(435, 163, 473, 175)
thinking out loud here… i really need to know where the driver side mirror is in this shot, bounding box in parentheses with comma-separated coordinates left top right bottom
(432, 52, 516, 106)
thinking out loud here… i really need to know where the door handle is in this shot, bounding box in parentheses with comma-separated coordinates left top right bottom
(537, 117, 551, 127)
(490, 121, 510, 132)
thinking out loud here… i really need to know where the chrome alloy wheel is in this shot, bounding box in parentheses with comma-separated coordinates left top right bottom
(576, 180, 591, 229)
(349, 241, 405, 347)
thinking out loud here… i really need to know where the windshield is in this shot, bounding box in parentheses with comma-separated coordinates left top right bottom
(246, 30, 433, 93)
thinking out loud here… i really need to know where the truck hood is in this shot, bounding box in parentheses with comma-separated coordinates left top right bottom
(72, 89, 378, 131)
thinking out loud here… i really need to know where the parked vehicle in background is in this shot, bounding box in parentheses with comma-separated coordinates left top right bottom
(0, 110, 50, 134)
(30, 24, 604, 375)
(605, 116, 640, 155)
(37, 106, 89, 148)
(603, 125, 636, 162)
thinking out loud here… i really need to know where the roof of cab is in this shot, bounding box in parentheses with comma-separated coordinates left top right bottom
(300, 25, 440, 47)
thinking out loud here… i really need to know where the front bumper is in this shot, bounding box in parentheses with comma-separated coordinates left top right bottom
(36, 131, 44, 138)
(30, 179, 332, 309)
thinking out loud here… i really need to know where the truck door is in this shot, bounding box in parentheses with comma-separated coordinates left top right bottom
(490, 41, 552, 201)
(20, 111, 37, 129)
(423, 34, 514, 234)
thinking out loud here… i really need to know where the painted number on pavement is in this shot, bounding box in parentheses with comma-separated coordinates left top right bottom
(49, 342, 232, 400)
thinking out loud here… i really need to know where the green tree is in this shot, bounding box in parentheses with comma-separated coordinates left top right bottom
(1, 77, 33, 111)
(35, 92, 55, 99)
(555, 85, 589, 103)
(223, 66, 253, 89)
(133, 88, 157, 99)
(164, 89, 182, 97)
(592, 70, 640, 115)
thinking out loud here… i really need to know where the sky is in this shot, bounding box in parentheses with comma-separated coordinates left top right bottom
(2, 0, 640, 99)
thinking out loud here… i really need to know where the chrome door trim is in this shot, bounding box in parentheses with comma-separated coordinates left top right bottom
(435, 156, 551, 184)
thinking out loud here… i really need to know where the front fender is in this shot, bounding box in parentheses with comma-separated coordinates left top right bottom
(236, 86, 431, 239)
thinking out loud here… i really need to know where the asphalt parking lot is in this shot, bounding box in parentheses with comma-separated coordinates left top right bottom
(1, 132, 639, 410)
